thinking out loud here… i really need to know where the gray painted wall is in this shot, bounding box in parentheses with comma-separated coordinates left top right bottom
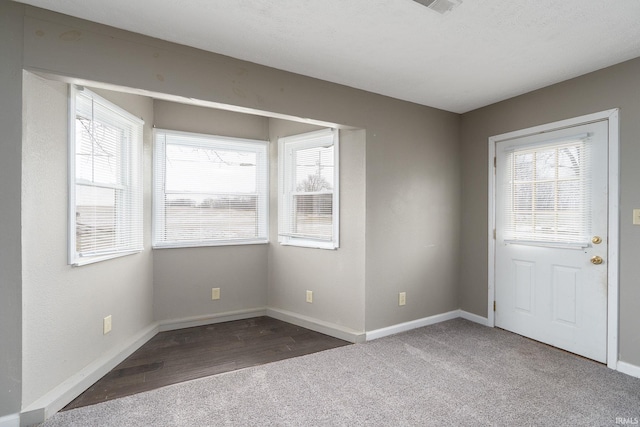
(365, 108, 461, 330)
(152, 101, 269, 321)
(6, 1, 640, 420)
(18, 6, 460, 334)
(21, 73, 155, 407)
(267, 120, 367, 332)
(7, 3, 458, 415)
(3, 1, 640, 420)
(460, 57, 640, 366)
(0, 0, 24, 418)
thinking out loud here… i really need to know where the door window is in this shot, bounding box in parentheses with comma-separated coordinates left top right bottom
(503, 136, 591, 246)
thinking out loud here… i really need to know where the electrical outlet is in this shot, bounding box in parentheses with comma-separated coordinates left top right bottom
(399, 292, 406, 306)
(306, 290, 313, 303)
(633, 209, 640, 225)
(211, 287, 220, 300)
(103, 315, 112, 335)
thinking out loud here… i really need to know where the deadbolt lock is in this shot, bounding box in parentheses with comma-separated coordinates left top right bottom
(591, 236, 602, 244)
(590, 255, 604, 265)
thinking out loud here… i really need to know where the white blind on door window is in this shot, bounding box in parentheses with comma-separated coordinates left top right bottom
(71, 87, 144, 264)
(153, 129, 268, 248)
(502, 136, 592, 246)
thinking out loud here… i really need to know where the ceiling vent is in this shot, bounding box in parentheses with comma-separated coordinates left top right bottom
(412, 0, 462, 14)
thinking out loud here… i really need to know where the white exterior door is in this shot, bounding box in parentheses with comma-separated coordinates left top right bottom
(494, 120, 608, 363)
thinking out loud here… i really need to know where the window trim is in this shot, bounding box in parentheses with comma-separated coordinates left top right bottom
(278, 128, 339, 250)
(68, 85, 144, 266)
(152, 128, 269, 249)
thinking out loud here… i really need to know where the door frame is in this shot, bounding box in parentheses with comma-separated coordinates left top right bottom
(488, 109, 619, 369)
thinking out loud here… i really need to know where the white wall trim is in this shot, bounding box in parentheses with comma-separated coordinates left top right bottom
(0, 414, 19, 427)
(20, 308, 268, 425)
(606, 108, 620, 370)
(366, 310, 460, 341)
(488, 136, 496, 328)
(459, 310, 490, 326)
(617, 361, 640, 380)
(487, 109, 620, 369)
(266, 307, 366, 343)
(20, 322, 159, 426)
(158, 308, 267, 332)
(267, 308, 490, 343)
(16, 307, 492, 425)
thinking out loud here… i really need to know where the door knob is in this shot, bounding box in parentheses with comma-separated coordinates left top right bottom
(590, 255, 604, 265)
(591, 236, 602, 244)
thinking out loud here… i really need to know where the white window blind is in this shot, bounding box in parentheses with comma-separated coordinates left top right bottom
(502, 135, 592, 246)
(69, 86, 144, 265)
(153, 129, 268, 248)
(278, 128, 339, 249)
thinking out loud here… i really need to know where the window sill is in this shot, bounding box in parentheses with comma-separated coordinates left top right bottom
(152, 239, 269, 249)
(278, 238, 338, 250)
(503, 239, 589, 249)
(71, 249, 143, 267)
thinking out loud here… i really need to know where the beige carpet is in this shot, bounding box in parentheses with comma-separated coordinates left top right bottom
(42, 318, 640, 426)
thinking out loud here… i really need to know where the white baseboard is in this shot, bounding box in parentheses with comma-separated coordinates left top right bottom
(617, 360, 640, 379)
(158, 308, 267, 332)
(366, 309, 460, 341)
(18, 304, 631, 425)
(20, 308, 268, 425)
(266, 307, 366, 343)
(0, 413, 19, 427)
(459, 310, 490, 326)
(20, 322, 159, 426)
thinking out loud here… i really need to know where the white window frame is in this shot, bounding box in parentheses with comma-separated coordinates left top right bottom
(278, 128, 339, 250)
(68, 86, 144, 266)
(153, 129, 269, 248)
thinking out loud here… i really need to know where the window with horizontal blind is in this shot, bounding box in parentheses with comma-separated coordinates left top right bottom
(69, 86, 144, 266)
(502, 135, 592, 247)
(153, 129, 268, 248)
(278, 128, 339, 249)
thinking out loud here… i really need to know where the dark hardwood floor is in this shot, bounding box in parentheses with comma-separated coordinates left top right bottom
(63, 316, 350, 410)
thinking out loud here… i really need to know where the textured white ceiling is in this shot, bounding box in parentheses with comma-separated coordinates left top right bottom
(15, 0, 640, 113)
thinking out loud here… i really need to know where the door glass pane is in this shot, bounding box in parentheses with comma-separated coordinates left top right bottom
(513, 183, 532, 211)
(535, 182, 555, 211)
(557, 181, 581, 210)
(558, 146, 581, 179)
(514, 152, 534, 181)
(535, 149, 556, 180)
